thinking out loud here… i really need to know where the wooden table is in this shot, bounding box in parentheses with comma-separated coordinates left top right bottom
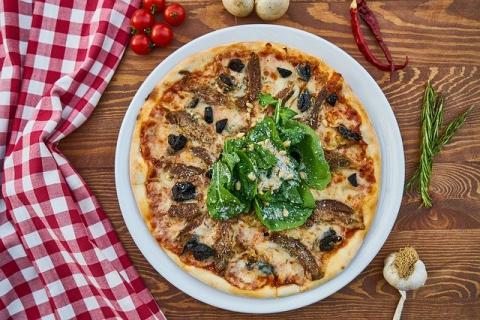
(60, 1, 480, 318)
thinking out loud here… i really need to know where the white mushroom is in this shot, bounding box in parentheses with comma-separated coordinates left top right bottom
(255, 0, 289, 21)
(383, 247, 427, 320)
(222, 0, 254, 17)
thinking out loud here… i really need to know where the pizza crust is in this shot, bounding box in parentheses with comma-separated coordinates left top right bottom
(129, 41, 381, 298)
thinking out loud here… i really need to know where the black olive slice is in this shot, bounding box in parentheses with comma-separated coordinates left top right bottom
(183, 238, 198, 253)
(228, 59, 245, 72)
(215, 119, 228, 133)
(318, 228, 342, 252)
(206, 168, 213, 179)
(183, 238, 215, 261)
(172, 182, 196, 202)
(257, 261, 274, 275)
(347, 173, 358, 187)
(217, 73, 235, 91)
(296, 63, 311, 82)
(338, 125, 362, 141)
(326, 93, 338, 106)
(204, 106, 213, 124)
(191, 243, 215, 260)
(246, 258, 256, 270)
(168, 134, 187, 151)
(297, 89, 311, 112)
(277, 67, 292, 78)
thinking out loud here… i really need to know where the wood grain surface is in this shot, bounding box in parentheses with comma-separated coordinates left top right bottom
(59, 0, 480, 318)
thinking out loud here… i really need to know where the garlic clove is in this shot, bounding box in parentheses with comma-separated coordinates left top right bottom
(383, 252, 427, 291)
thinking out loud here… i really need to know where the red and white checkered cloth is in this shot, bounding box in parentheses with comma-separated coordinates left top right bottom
(0, 1, 165, 319)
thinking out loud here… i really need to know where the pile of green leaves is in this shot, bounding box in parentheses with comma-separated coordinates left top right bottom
(406, 82, 473, 207)
(207, 93, 331, 231)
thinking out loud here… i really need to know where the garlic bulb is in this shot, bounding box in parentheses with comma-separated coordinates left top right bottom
(222, 0, 254, 17)
(255, 0, 289, 21)
(383, 247, 427, 320)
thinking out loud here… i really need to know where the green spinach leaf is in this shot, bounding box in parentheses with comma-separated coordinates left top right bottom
(246, 117, 283, 147)
(280, 125, 305, 145)
(258, 92, 278, 107)
(248, 144, 277, 170)
(287, 120, 331, 189)
(268, 180, 301, 204)
(221, 139, 244, 171)
(235, 150, 257, 201)
(297, 182, 315, 208)
(207, 162, 248, 220)
(274, 100, 282, 124)
(278, 107, 297, 124)
(254, 199, 313, 231)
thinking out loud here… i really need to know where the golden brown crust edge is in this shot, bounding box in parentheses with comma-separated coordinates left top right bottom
(129, 41, 381, 298)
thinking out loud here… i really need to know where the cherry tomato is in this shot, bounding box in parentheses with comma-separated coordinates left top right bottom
(130, 34, 152, 55)
(131, 8, 154, 34)
(143, 0, 165, 15)
(163, 3, 186, 26)
(149, 23, 174, 47)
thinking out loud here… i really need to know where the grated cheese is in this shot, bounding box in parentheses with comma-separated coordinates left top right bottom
(257, 139, 297, 193)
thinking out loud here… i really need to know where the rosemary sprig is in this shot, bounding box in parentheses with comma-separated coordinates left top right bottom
(434, 105, 473, 154)
(406, 82, 473, 207)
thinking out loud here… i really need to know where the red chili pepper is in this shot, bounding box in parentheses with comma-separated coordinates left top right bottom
(356, 0, 393, 71)
(350, 0, 408, 72)
(357, 0, 408, 73)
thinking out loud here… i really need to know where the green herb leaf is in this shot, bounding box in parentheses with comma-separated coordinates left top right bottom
(222, 153, 240, 173)
(274, 100, 282, 124)
(207, 162, 248, 220)
(288, 121, 331, 189)
(258, 92, 278, 107)
(246, 117, 283, 147)
(221, 138, 244, 171)
(235, 150, 257, 201)
(278, 107, 297, 124)
(254, 199, 313, 231)
(297, 182, 316, 208)
(280, 125, 306, 145)
(248, 144, 277, 170)
(269, 180, 303, 204)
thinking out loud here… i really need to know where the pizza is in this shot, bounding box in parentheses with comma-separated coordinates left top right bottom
(130, 42, 380, 297)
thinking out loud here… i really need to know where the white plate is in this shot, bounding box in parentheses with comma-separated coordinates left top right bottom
(115, 25, 404, 314)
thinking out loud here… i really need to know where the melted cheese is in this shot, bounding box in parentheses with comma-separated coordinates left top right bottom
(235, 221, 305, 285)
(194, 218, 218, 246)
(225, 256, 268, 290)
